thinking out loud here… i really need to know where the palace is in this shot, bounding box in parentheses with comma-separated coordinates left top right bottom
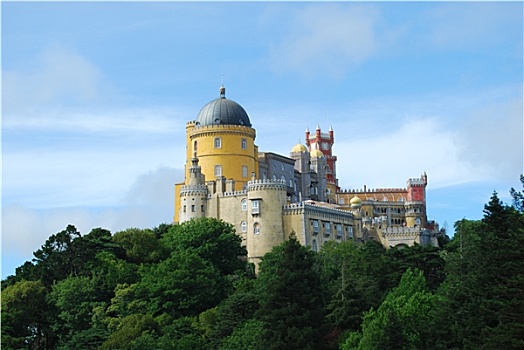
(174, 86, 441, 267)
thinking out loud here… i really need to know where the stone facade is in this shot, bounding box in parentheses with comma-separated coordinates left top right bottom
(174, 86, 441, 267)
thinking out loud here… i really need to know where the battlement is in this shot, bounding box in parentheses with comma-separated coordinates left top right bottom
(407, 178, 425, 186)
(383, 226, 422, 236)
(339, 187, 407, 193)
(309, 132, 331, 139)
(247, 178, 287, 191)
(303, 201, 353, 216)
(222, 190, 248, 198)
(180, 185, 208, 196)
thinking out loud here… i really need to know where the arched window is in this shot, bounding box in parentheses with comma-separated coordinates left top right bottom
(242, 166, 248, 178)
(193, 140, 198, 151)
(241, 199, 247, 211)
(214, 165, 222, 177)
(241, 221, 247, 233)
(254, 223, 260, 235)
(241, 138, 247, 150)
(281, 175, 286, 184)
(312, 239, 318, 252)
(214, 137, 221, 149)
(339, 198, 345, 205)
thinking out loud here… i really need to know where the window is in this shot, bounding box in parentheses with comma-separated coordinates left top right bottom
(191, 205, 195, 212)
(289, 179, 293, 188)
(193, 141, 198, 151)
(281, 175, 286, 184)
(214, 165, 222, 177)
(242, 166, 248, 178)
(312, 239, 318, 252)
(347, 226, 354, 239)
(336, 224, 342, 237)
(339, 198, 345, 205)
(183, 205, 186, 213)
(241, 221, 247, 233)
(201, 205, 204, 212)
(241, 199, 247, 211)
(312, 220, 319, 234)
(252, 200, 260, 214)
(254, 223, 260, 235)
(241, 138, 247, 150)
(325, 222, 331, 235)
(214, 137, 221, 148)
(281, 164, 285, 171)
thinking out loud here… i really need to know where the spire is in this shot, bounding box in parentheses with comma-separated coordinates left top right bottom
(316, 124, 320, 130)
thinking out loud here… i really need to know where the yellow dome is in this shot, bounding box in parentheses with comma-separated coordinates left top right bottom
(291, 143, 308, 153)
(310, 149, 324, 158)
(350, 196, 362, 206)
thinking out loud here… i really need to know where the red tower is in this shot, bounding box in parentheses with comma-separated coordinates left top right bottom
(305, 125, 338, 188)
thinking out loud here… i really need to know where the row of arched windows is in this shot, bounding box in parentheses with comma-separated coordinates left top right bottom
(240, 221, 260, 234)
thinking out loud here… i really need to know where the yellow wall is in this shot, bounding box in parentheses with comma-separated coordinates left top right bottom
(188, 124, 258, 191)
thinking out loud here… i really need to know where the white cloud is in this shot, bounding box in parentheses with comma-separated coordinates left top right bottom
(3, 106, 186, 134)
(4, 45, 117, 113)
(2, 166, 185, 278)
(269, 4, 381, 78)
(335, 117, 475, 191)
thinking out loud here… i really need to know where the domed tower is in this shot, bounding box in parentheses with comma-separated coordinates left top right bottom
(289, 140, 311, 201)
(175, 85, 259, 222)
(350, 195, 363, 238)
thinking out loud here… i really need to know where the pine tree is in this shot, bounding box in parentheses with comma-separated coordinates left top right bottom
(256, 235, 325, 350)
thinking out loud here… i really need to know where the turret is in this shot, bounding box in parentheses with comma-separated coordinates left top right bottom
(246, 178, 287, 270)
(179, 152, 208, 222)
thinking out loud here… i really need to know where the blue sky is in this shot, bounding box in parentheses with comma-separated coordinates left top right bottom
(2, 1, 523, 278)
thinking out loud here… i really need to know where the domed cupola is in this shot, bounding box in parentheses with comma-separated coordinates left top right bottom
(195, 85, 252, 127)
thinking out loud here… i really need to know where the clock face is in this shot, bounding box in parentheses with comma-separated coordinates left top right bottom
(321, 142, 329, 150)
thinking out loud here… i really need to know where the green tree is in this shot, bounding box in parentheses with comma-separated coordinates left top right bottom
(112, 228, 166, 264)
(256, 236, 325, 350)
(101, 313, 159, 350)
(162, 217, 247, 277)
(439, 188, 524, 349)
(135, 250, 225, 318)
(1, 280, 52, 349)
(220, 319, 264, 350)
(198, 278, 259, 346)
(47, 276, 106, 347)
(343, 269, 444, 350)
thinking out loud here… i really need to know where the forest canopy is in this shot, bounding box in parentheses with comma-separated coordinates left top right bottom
(2, 177, 524, 350)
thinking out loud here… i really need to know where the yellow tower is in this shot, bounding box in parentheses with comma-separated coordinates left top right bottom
(174, 85, 259, 222)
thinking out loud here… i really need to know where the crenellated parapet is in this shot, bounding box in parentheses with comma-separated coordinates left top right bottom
(383, 226, 422, 236)
(247, 178, 287, 191)
(180, 184, 208, 196)
(222, 190, 248, 197)
(283, 202, 305, 215)
(340, 187, 407, 193)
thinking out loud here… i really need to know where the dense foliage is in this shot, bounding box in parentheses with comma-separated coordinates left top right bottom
(2, 178, 524, 349)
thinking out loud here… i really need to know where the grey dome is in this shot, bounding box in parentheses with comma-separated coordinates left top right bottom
(195, 86, 251, 127)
